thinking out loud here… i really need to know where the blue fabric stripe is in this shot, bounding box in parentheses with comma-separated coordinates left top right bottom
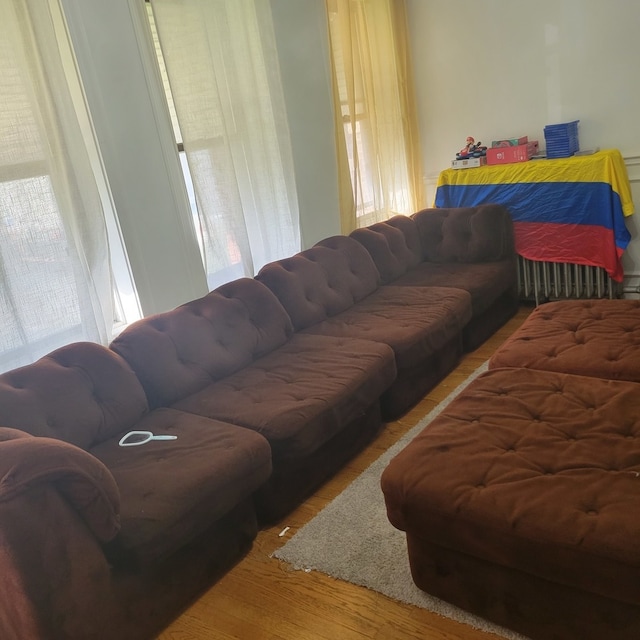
(435, 181, 630, 251)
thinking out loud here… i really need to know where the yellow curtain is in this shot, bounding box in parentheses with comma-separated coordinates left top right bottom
(326, 0, 424, 233)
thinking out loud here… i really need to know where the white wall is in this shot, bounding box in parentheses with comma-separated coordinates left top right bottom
(407, 0, 640, 281)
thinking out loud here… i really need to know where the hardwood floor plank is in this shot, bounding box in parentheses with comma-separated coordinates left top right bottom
(157, 306, 534, 640)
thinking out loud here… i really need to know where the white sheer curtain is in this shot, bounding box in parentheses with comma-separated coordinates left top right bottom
(0, 0, 113, 373)
(150, 0, 301, 289)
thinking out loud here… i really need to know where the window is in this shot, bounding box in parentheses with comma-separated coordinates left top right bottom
(147, 0, 301, 289)
(326, 0, 424, 231)
(0, 0, 136, 372)
(145, 2, 203, 261)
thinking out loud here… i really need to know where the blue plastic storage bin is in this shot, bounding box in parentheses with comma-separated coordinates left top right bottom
(544, 120, 579, 158)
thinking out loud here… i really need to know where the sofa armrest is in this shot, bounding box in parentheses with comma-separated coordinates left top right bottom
(412, 204, 516, 263)
(0, 427, 121, 640)
(0, 427, 120, 542)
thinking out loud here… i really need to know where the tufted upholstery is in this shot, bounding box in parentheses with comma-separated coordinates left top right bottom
(490, 299, 640, 381)
(0, 345, 273, 639)
(92, 409, 271, 566)
(111, 273, 396, 521)
(349, 205, 518, 350)
(111, 273, 395, 458)
(111, 277, 295, 409)
(256, 235, 380, 332)
(412, 204, 515, 263)
(350, 206, 514, 283)
(0, 204, 520, 640)
(349, 215, 422, 284)
(257, 235, 472, 417)
(171, 334, 395, 461)
(386, 261, 515, 317)
(0, 341, 273, 567)
(0, 342, 148, 450)
(382, 366, 640, 639)
(258, 231, 472, 363)
(298, 286, 471, 370)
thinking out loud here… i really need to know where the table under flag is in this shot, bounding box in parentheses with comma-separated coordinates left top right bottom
(435, 149, 634, 281)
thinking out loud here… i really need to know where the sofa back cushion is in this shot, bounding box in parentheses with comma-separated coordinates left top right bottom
(110, 278, 294, 409)
(0, 342, 148, 450)
(256, 235, 380, 331)
(412, 204, 515, 263)
(350, 215, 422, 285)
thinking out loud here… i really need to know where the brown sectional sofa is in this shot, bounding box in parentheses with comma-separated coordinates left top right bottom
(350, 204, 518, 351)
(110, 276, 397, 524)
(381, 298, 640, 640)
(0, 205, 517, 640)
(256, 235, 473, 419)
(0, 342, 273, 640)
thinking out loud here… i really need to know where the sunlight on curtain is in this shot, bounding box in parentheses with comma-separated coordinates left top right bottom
(0, 0, 113, 373)
(326, 0, 424, 232)
(150, 0, 301, 289)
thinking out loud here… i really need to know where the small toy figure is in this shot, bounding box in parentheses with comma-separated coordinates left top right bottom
(459, 136, 476, 157)
(456, 136, 487, 160)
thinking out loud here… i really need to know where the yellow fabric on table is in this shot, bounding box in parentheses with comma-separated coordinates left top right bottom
(437, 149, 634, 216)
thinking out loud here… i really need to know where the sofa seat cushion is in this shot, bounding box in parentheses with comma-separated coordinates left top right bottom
(300, 285, 472, 369)
(489, 299, 640, 380)
(171, 334, 396, 461)
(381, 367, 640, 606)
(389, 261, 515, 316)
(91, 408, 272, 566)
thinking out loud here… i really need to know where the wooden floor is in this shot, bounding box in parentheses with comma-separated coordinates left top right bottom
(158, 306, 534, 640)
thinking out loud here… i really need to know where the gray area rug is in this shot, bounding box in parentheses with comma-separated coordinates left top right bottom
(273, 362, 529, 640)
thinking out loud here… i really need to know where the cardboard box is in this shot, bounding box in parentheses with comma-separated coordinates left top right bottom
(451, 156, 487, 169)
(491, 136, 528, 148)
(486, 143, 535, 165)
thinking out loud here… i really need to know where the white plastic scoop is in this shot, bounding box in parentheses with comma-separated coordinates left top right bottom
(118, 430, 177, 447)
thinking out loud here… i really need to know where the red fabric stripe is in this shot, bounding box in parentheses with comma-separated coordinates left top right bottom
(514, 222, 623, 282)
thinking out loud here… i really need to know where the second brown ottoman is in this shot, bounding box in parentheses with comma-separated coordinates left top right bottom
(489, 299, 640, 381)
(381, 367, 640, 640)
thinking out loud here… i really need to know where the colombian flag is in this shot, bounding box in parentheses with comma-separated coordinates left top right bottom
(435, 149, 633, 281)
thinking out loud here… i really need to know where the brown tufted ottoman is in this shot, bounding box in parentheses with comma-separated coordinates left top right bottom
(489, 299, 640, 381)
(381, 367, 640, 640)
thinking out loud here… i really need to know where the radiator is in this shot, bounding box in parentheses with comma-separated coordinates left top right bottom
(517, 256, 621, 305)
